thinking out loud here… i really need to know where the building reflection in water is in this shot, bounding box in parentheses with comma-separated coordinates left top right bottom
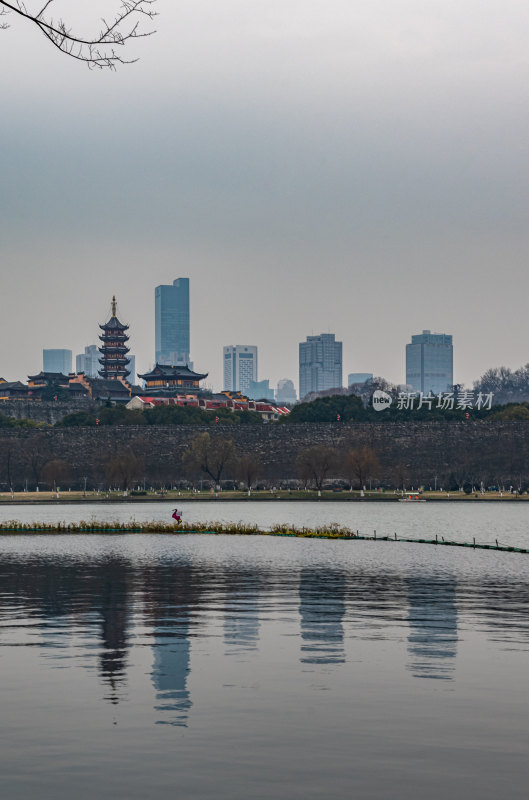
(145, 563, 195, 727)
(299, 568, 346, 665)
(407, 574, 458, 680)
(95, 559, 131, 705)
(223, 572, 261, 655)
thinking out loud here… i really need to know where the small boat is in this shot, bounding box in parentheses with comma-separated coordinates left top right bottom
(398, 495, 426, 502)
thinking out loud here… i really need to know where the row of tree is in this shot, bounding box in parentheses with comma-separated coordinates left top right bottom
(59, 405, 264, 427)
(2, 428, 527, 493)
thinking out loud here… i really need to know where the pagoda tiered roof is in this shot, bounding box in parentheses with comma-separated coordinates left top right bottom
(98, 296, 131, 380)
(99, 315, 129, 332)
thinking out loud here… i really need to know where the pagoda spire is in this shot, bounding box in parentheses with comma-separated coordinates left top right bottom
(111, 295, 117, 317)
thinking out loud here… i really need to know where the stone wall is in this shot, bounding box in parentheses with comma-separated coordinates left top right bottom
(0, 421, 528, 488)
(0, 400, 98, 426)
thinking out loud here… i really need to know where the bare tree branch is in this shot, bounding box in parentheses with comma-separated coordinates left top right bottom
(0, 0, 157, 68)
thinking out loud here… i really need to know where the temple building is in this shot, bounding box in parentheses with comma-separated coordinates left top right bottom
(99, 296, 131, 380)
(138, 364, 208, 396)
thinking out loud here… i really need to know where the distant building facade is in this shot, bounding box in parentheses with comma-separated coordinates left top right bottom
(299, 334, 342, 400)
(155, 278, 190, 366)
(43, 349, 72, 375)
(406, 330, 453, 395)
(127, 355, 136, 386)
(223, 345, 258, 394)
(76, 345, 99, 378)
(247, 379, 274, 401)
(348, 372, 373, 386)
(276, 378, 297, 405)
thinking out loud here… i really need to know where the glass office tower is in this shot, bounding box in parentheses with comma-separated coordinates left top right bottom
(155, 278, 190, 366)
(43, 349, 72, 375)
(405, 330, 453, 394)
(299, 333, 342, 400)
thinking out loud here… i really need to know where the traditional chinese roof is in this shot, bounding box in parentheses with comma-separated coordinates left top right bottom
(84, 378, 132, 401)
(99, 316, 129, 332)
(138, 363, 208, 381)
(27, 372, 70, 384)
(0, 381, 29, 395)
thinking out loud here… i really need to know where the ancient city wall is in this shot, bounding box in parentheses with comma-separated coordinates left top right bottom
(0, 421, 528, 488)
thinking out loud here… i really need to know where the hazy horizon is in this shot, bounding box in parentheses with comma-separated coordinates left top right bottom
(2, 0, 528, 393)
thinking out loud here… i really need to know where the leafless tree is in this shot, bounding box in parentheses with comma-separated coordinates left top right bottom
(0, 437, 21, 490)
(42, 458, 71, 491)
(296, 445, 336, 491)
(105, 450, 144, 490)
(342, 446, 380, 490)
(182, 433, 236, 487)
(0, 1, 157, 68)
(22, 435, 50, 489)
(236, 454, 263, 490)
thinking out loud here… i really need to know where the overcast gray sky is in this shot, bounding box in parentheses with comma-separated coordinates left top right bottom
(2, 0, 528, 393)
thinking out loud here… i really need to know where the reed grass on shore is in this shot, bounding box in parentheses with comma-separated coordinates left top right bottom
(0, 519, 352, 537)
(0, 520, 527, 553)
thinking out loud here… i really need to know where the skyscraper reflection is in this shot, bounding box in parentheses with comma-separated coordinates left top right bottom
(407, 574, 458, 680)
(299, 568, 346, 665)
(144, 562, 196, 727)
(223, 572, 261, 655)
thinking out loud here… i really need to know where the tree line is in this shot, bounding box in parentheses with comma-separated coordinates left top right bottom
(2, 428, 528, 493)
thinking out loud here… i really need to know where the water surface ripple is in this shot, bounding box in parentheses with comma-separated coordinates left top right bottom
(1, 512, 529, 798)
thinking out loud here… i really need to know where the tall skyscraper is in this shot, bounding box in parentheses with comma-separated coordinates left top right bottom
(223, 345, 258, 394)
(155, 278, 190, 366)
(299, 333, 342, 400)
(406, 330, 453, 395)
(76, 345, 99, 378)
(43, 348, 72, 375)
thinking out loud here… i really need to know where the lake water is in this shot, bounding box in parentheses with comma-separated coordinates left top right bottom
(1, 503, 529, 798)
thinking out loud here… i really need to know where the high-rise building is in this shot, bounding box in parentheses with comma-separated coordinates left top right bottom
(127, 355, 136, 385)
(276, 378, 297, 405)
(348, 372, 373, 386)
(223, 345, 258, 394)
(299, 334, 342, 400)
(406, 330, 453, 395)
(247, 379, 274, 401)
(76, 345, 99, 378)
(155, 278, 190, 366)
(43, 348, 72, 375)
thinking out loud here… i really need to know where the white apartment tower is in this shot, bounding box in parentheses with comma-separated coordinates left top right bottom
(223, 345, 258, 395)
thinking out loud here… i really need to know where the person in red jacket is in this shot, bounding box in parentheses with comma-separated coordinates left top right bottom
(171, 508, 182, 523)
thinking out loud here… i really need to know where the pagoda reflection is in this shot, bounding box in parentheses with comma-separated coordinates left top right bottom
(299, 568, 346, 665)
(94, 558, 131, 704)
(406, 574, 458, 680)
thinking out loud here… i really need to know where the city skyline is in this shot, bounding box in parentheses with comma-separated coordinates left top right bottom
(2, 3, 528, 394)
(3, 297, 520, 396)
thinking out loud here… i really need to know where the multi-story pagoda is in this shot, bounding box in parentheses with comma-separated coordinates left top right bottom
(98, 296, 131, 380)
